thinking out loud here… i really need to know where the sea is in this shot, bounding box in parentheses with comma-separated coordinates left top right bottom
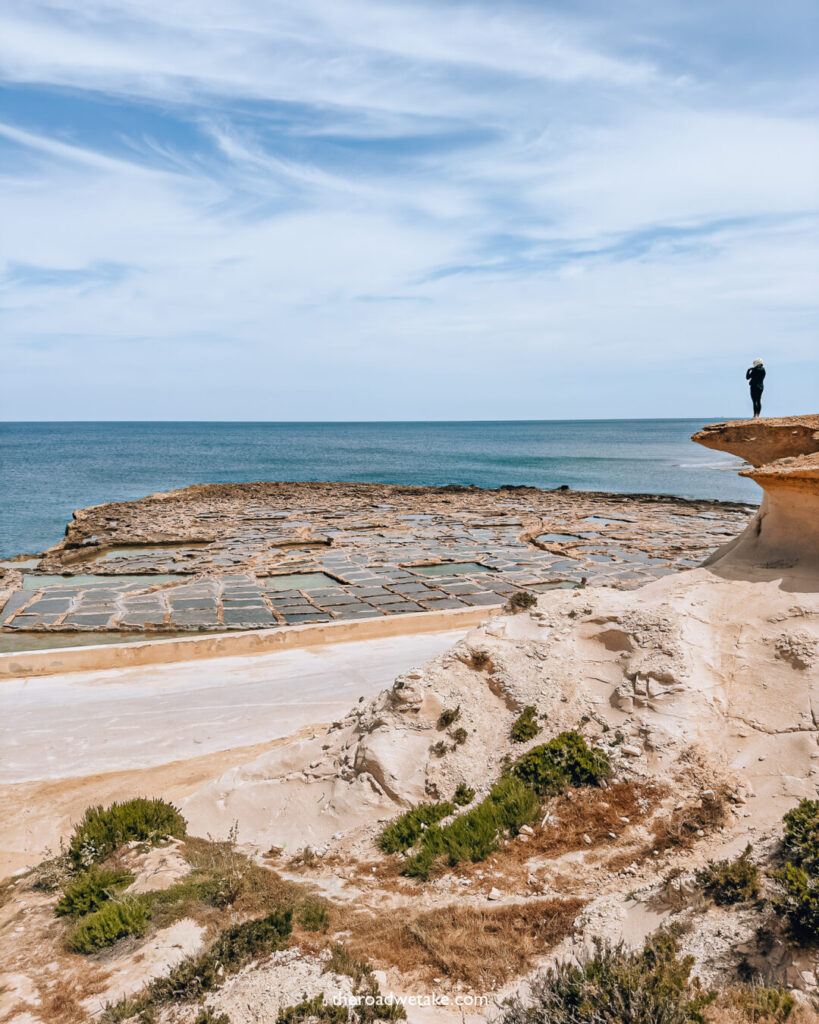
(0, 420, 759, 558)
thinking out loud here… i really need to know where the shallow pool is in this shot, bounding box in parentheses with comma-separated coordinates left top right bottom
(21, 573, 186, 590)
(411, 561, 497, 577)
(265, 571, 343, 591)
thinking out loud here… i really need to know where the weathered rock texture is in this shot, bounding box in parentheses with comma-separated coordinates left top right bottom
(693, 415, 819, 575)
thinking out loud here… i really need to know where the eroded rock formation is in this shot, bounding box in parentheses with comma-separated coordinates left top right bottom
(692, 415, 819, 576)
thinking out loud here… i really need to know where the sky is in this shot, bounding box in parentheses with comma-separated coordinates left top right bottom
(0, 0, 817, 420)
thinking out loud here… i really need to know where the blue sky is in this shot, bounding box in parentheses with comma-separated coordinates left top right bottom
(0, 0, 817, 420)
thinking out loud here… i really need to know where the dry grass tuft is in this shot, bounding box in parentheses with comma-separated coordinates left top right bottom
(650, 786, 731, 855)
(345, 898, 584, 989)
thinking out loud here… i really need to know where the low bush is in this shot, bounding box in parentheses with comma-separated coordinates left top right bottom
(511, 731, 612, 796)
(509, 591, 537, 612)
(711, 985, 796, 1022)
(772, 863, 819, 939)
(277, 993, 347, 1023)
(510, 706, 540, 743)
(145, 909, 293, 1003)
(378, 801, 455, 854)
(67, 897, 150, 953)
(782, 799, 819, 871)
(55, 865, 134, 918)
(452, 727, 468, 745)
(194, 1011, 231, 1024)
(771, 800, 819, 940)
(501, 933, 711, 1024)
(403, 776, 539, 880)
(437, 706, 460, 729)
(68, 798, 187, 868)
(322, 944, 406, 1022)
(696, 846, 760, 906)
(298, 896, 330, 932)
(453, 784, 475, 806)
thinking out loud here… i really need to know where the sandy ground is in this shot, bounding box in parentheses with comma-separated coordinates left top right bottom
(0, 628, 464, 875)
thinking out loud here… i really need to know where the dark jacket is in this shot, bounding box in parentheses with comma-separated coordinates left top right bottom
(746, 365, 766, 390)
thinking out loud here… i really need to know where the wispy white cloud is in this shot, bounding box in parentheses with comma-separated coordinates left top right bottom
(0, 0, 817, 418)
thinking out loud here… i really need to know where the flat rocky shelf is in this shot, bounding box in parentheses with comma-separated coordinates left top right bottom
(0, 481, 755, 636)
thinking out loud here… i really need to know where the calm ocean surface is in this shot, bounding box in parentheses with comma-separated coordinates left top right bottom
(0, 420, 758, 557)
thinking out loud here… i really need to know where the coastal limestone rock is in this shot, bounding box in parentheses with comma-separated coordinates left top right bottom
(692, 415, 819, 574)
(353, 728, 430, 803)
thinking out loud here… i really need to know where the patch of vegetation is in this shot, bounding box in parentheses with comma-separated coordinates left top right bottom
(695, 846, 759, 906)
(68, 798, 187, 869)
(650, 789, 730, 855)
(298, 896, 331, 932)
(501, 933, 712, 1024)
(402, 776, 539, 880)
(55, 865, 134, 918)
(453, 784, 475, 806)
(322, 944, 406, 1022)
(511, 731, 612, 796)
(782, 799, 819, 871)
(378, 801, 455, 854)
(106, 910, 293, 1017)
(510, 705, 540, 743)
(772, 863, 819, 939)
(437, 706, 460, 729)
(431, 740, 448, 757)
(194, 1010, 231, 1024)
(277, 993, 347, 1023)
(31, 846, 71, 893)
(710, 985, 796, 1022)
(469, 649, 490, 670)
(509, 590, 537, 612)
(67, 896, 151, 953)
(452, 727, 468, 745)
(770, 800, 819, 940)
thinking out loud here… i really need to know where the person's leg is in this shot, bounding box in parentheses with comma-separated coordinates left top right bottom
(752, 389, 762, 417)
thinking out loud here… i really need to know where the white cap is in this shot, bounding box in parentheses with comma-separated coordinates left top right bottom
(753, 359, 763, 366)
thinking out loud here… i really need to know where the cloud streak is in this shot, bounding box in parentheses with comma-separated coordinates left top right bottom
(0, 0, 817, 419)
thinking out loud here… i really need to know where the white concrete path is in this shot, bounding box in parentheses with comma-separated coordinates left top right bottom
(0, 629, 464, 784)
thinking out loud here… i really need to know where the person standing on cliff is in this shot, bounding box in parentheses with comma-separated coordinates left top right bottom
(746, 359, 765, 418)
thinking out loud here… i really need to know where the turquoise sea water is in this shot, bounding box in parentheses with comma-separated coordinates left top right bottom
(0, 420, 758, 558)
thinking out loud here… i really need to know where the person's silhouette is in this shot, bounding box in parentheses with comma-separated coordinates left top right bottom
(746, 359, 765, 418)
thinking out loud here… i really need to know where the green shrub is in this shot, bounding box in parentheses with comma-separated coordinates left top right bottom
(194, 1011, 231, 1024)
(772, 862, 819, 939)
(718, 985, 796, 1022)
(148, 909, 293, 1003)
(67, 897, 151, 952)
(695, 845, 759, 906)
(437, 706, 460, 729)
(509, 591, 537, 612)
(453, 784, 475, 806)
(277, 993, 348, 1023)
(298, 897, 330, 932)
(452, 727, 468, 745)
(55, 865, 134, 918)
(402, 776, 539, 880)
(322, 945, 406, 1021)
(782, 799, 819, 871)
(510, 706, 540, 743)
(378, 801, 454, 854)
(511, 731, 611, 796)
(68, 798, 187, 868)
(501, 933, 711, 1024)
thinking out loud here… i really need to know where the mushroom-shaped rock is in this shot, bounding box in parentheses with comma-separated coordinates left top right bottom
(692, 417, 819, 575)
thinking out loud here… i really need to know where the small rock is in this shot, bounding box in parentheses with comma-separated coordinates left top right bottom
(487, 887, 502, 900)
(583, 834, 592, 845)
(621, 744, 642, 757)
